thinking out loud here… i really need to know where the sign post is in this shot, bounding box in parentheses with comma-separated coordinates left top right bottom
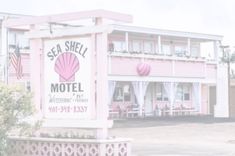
(4, 10, 132, 155)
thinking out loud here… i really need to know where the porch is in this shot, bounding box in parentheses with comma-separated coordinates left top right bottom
(108, 81, 212, 119)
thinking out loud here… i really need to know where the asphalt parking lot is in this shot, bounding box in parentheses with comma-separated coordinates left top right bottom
(109, 116, 235, 156)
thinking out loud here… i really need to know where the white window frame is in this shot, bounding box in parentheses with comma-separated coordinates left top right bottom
(8, 30, 30, 50)
(113, 41, 126, 52)
(176, 84, 191, 102)
(113, 83, 131, 102)
(156, 83, 168, 101)
(191, 44, 200, 57)
(143, 41, 154, 54)
(174, 45, 187, 57)
(162, 44, 171, 55)
(132, 40, 142, 53)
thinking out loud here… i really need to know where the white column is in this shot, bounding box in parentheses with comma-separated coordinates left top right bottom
(96, 32, 109, 139)
(215, 64, 229, 117)
(125, 32, 129, 52)
(158, 35, 161, 54)
(90, 34, 96, 119)
(187, 38, 191, 56)
(139, 83, 144, 116)
(214, 41, 219, 62)
(29, 25, 43, 116)
(170, 82, 174, 116)
(30, 39, 42, 113)
(198, 83, 202, 114)
(1, 20, 8, 83)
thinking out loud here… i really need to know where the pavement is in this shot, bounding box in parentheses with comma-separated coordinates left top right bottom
(109, 116, 235, 156)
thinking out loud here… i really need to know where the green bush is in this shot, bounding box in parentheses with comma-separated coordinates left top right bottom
(0, 83, 35, 155)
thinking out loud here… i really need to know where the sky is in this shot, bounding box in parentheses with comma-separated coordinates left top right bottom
(1, 0, 235, 46)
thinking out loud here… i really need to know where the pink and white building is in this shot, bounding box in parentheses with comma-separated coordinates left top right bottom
(107, 25, 228, 118)
(1, 10, 229, 118)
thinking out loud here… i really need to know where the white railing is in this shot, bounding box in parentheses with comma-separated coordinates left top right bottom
(108, 50, 209, 62)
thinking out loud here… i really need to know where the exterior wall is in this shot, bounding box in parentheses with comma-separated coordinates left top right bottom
(206, 64, 217, 80)
(174, 61, 204, 78)
(110, 57, 172, 76)
(109, 56, 216, 81)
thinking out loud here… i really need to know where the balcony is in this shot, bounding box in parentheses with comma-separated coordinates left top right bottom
(108, 33, 218, 63)
(108, 50, 217, 81)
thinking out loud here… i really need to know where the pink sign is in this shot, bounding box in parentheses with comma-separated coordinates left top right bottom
(44, 38, 91, 119)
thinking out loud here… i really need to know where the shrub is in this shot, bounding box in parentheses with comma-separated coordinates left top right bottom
(0, 83, 35, 155)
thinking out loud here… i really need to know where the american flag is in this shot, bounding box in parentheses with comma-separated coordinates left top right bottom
(10, 45, 23, 79)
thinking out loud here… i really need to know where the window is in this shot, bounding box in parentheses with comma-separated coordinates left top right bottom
(156, 83, 168, 101)
(113, 83, 131, 102)
(112, 41, 126, 52)
(8, 30, 29, 50)
(132, 40, 142, 52)
(191, 46, 199, 57)
(176, 84, 191, 101)
(175, 45, 187, 57)
(144, 41, 154, 54)
(176, 85, 183, 101)
(184, 85, 190, 100)
(162, 44, 171, 55)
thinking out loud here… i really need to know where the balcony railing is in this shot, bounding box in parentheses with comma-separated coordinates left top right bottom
(109, 49, 209, 59)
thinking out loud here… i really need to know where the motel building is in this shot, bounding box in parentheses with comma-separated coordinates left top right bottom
(0, 10, 230, 156)
(0, 10, 229, 121)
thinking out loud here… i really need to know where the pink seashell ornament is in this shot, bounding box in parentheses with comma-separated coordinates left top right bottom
(137, 62, 151, 76)
(54, 52, 80, 82)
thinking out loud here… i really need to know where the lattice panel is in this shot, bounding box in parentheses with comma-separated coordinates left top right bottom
(8, 138, 130, 156)
(51, 143, 62, 156)
(89, 144, 99, 156)
(18, 140, 28, 156)
(105, 144, 115, 156)
(76, 144, 87, 156)
(8, 140, 17, 156)
(28, 141, 40, 155)
(40, 142, 51, 156)
(118, 143, 127, 156)
(64, 143, 74, 156)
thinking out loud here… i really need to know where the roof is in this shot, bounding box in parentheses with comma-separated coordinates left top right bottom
(2, 10, 223, 41)
(3, 10, 133, 28)
(111, 24, 223, 41)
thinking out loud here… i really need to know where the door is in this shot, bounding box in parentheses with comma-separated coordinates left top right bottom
(209, 86, 216, 115)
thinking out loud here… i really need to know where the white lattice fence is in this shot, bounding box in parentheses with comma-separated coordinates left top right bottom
(8, 137, 131, 156)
